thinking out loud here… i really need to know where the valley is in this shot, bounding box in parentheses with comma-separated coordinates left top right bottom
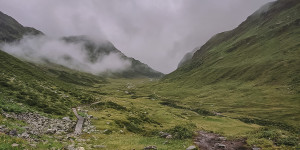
(0, 0, 299, 149)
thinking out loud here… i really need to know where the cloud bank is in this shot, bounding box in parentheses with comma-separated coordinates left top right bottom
(1, 35, 131, 74)
(0, 0, 274, 73)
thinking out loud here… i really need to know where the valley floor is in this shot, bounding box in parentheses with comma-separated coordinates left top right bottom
(0, 78, 299, 149)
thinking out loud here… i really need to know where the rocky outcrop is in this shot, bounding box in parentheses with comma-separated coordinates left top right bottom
(2, 112, 76, 136)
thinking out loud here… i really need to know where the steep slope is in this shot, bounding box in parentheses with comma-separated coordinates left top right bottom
(159, 0, 300, 133)
(167, 0, 300, 89)
(177, 47, 199, 68)
(63, 36, 164, 78)
(0, 11, 42, 42)
(0, 49, 107, 115)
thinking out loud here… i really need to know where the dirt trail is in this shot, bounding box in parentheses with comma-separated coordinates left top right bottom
(72, 108, 84, 135)
(194, 131, 250, 150)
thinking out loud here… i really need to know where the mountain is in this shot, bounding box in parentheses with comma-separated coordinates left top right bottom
(0, 11, 163, 79)
(177, 47, 199, 68)
(0, 11, 42, 42)
(158, 0, 300, 136)
(166, 0, 300, 89)
(63, 36, 164, 78)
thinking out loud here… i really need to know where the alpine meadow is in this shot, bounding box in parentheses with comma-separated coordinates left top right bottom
(0, 0, 299, 150)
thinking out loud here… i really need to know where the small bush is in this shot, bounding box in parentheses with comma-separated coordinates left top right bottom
(115, 120, 144, 134)
(275, 136, 299, 146)
(167, 124, 195, 139)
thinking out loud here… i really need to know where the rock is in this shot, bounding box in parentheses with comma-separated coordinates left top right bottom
(62, 117, 71, 121)
(119, 130, 124, 134)
(144, 145, 157, 150)
(0, 125, 5, 129)
(29, 144, 37, 147)
(218, 137, 226, 141)
(186, 145, 197, 150)
(252, 148, 261, 150)
(77, 147, 85, 150)
(66, 145, 76, 150)
(9, 129, 18, 136)
(215, 143, 226, 149)
(159, 131, 171, 138)
(166, 135, 172, 139)
(92, 145, 106, 148)
(11, 143, 19, 147)
(21, 132, 30, 138)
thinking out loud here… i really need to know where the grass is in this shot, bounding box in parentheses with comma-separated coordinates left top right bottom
(0, 1, 299, 149)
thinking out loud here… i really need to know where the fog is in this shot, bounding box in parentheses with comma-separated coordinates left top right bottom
(0, 0, 274, 73)
(1, 35, 131, 74)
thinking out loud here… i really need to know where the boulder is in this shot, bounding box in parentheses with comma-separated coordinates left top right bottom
(11, 143, 19, 147)
(92, 145, 106, 148)
(21, 132, 30, 138)
(9, 129, 17, 136)
(144, 145, 157, 150)
(62, 117, 71, 121)
(215, 143, 226, 149)
(186, 145, 197, 150)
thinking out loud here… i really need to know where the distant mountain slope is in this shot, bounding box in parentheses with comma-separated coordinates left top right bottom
(177, 47, 199, 68)
(63, 35, 164, 78)
(166, 0, 300, 91)
(0, 11, 42, 42)
(0, 11, 163, 78)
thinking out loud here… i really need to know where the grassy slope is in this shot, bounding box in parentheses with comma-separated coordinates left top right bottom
(134, 0, 300, 148)
(160, 0, 300, 127)
(0, 50, 107, 116)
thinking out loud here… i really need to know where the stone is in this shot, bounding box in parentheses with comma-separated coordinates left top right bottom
(144, 145, 157, 150)
(166, 135, 172, 139)
(77, 147, 85, 150)
(46, 129, 56, 134)
(93, 145, 106, 148)
(186, 145, 197, 150)
(21, 132, 30, 138)
(11, 143, 19, 147)
(159, 131, 171, 138)
(218, 137, 226, 141)
(66, 145, 76, 150)
(9, 129, 17, 136)
(215, 143, 226, 149)
(29, 144, 37, 147)
(252, 148, 261, 150)
(62, 117, 71, 121)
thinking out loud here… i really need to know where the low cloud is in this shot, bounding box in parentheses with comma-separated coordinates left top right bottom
(0, 35, 131, 74)
(0, 0, 275, 73)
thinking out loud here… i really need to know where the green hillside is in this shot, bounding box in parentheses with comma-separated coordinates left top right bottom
(0, 0, 299, 149)
(0, 49, 107, 115)
(157, 0, 300, 134)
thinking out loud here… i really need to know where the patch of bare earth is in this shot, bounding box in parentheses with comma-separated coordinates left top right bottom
(193, 131, 250, 150)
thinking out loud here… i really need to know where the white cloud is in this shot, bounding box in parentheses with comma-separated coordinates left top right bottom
(0, 0, 274, 73)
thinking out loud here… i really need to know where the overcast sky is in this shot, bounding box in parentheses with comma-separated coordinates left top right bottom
(0, 0, 274, 73)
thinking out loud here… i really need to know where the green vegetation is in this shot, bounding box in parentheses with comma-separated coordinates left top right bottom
(0, 0, 299, 149)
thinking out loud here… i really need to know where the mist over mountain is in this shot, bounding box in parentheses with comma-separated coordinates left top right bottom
(0, 1, 299, 149)
(0, 11, 163, 78)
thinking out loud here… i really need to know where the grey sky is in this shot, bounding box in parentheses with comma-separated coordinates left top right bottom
(0, 0, 274, 73)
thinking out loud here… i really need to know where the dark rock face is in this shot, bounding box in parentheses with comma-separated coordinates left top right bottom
(0, 11, 42, 43)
